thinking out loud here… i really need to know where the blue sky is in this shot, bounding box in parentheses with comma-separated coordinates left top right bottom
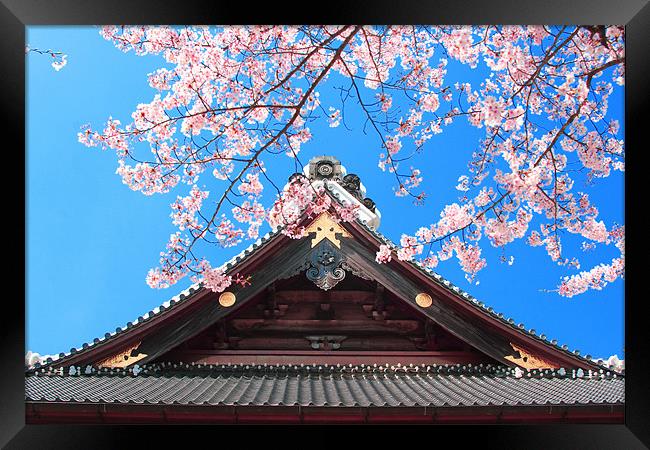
(26, 26, 624, 360)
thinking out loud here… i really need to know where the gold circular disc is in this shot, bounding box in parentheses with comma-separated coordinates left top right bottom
(218, 291, 236, 307)
(415, 293, 432, 308)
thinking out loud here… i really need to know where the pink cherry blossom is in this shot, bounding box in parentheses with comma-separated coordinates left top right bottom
(78, 25, 624, 297)
(420, 93, 440, 113)
(375, 244, 393, 263)
(197, 260, 233, 293)
(51, 54, 68, 71)
(481, 96, 505, 128)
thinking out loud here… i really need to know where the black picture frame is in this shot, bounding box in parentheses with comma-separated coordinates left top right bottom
(4, 0, 647, 447)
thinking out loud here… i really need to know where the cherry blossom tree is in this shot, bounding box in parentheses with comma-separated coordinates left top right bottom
(78, 25, 624, 297)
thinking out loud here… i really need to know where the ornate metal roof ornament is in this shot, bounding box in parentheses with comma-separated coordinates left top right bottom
(305, 212, 351, 248)
(306, 239, 346, 290)
(340, 173, 362, 199)
(304, 155, 380, 219)
(307, 155, 345, 182)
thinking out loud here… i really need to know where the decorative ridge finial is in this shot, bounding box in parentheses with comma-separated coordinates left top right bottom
(304, 155, 345, 182)
(301, 156, 379, 219)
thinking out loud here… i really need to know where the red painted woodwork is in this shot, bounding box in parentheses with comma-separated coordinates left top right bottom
(161, 350, 491, 365)
(26, 402, 624, 424)
(152, 272, 492, 367)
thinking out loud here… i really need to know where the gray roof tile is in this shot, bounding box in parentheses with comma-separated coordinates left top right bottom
(26, 365, 623, 408)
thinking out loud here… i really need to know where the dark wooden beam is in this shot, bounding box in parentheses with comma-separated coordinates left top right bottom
(26, 401, 624, 425)
(213, 321, 229, 349)
(263, 283, 284, 318)
(160, 349, 491, 366)
(372, 283, 387, 320)
(228, 319, 422, 334)
(274, 290, 374, 303)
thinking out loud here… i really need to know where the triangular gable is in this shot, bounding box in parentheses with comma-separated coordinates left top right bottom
(30, 149, 610, 373)
(34, 201, 608, 373)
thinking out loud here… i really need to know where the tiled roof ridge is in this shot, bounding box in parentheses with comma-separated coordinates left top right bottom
(322, 183, 622, 375)
(26, 361, 623, 380)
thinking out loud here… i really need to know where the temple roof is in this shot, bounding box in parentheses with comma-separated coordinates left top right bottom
(25, 156, 625, 424)
(26, 157, 619, 374)
(26, 363, 623, 408)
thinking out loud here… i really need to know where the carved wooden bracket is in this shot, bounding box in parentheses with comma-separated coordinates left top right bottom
(305, 335, 347, 350)
(263, 284, 285, 318)
(372, 284, 387, 321)
(341, 261, 372, 281)
(213, 321, 230, 349)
